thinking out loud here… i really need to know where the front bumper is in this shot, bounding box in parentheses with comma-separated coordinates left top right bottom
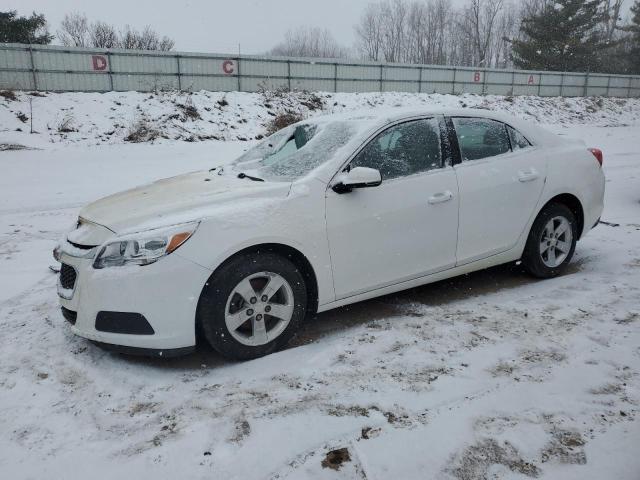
(57, 242, 212, 351)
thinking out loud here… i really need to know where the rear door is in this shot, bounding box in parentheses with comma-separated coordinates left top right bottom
(450, 116, 547, 264)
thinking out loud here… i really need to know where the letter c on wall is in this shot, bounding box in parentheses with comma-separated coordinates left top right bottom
(222, 60, 235, 75)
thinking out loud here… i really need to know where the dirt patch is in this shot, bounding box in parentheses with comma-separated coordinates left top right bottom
(541, 430, 587, 465)
(521, 349, 567, 364)
(489, 361, 519, 377)
(450, 438, 540, 480)
(327, 404, 370, 417)
(129, 402, 159, 417)
(230, 418, 251, 443)
(321, 447, 351, 471)
(615, 312, 638, 324)
(380, 409, 412, 427)
(590, 383, 623, 395)
(360, 426, 381, 440)
(0, 90, 18, 101)
(0, 143, 32, 151)
(390, 365, 452, 390)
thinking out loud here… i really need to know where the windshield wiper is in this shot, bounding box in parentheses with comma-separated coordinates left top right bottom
(237, 172, 264, 182)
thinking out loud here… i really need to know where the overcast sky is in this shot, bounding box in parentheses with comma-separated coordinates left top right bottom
(5, 0, 380, 54)
(5, 0, 634, 55)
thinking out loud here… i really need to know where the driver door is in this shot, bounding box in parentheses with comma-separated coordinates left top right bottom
(325, 117, 459, 300)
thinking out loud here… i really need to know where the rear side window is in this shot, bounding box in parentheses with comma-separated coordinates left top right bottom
(508, 125, 532, 150)
(350, 118, 442, 180)
(452, 117, 510, 161)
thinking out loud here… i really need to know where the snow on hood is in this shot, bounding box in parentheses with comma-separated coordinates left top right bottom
(78, 169, 291, 236)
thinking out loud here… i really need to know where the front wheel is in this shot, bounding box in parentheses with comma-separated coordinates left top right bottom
(522, 203, 578, 278)
(197, 252, 307, 360)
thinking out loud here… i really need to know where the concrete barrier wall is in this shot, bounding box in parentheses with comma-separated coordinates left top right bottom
(1, 43, 639, 97)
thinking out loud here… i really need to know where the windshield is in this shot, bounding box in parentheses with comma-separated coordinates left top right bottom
(231, 120, 358, 181)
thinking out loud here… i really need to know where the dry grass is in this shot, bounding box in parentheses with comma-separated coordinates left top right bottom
(265, 110, 303, 136)
(0, 90, 18, 101)
(124, 119, 160, 143)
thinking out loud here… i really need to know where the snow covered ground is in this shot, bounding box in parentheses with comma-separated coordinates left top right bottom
(0, 92, 639, 479)
(1, 89, 640, 147)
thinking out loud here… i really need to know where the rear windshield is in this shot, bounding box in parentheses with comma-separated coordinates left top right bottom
(232, 121, 357, 181)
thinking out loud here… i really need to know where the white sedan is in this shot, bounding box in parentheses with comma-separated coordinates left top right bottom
(55, 108, 605, 360)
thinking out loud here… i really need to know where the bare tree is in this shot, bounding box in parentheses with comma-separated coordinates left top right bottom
(119, 25, 174, 51)
(355, 3, 385, 60)
(492, 2, 518, 68)
(381, 0, 409, 62)
(355, 0, 458, 65)
(90, 21, 118, 48)
(58, 13, 89, 47)
(158, 36, 175, 51)
(58, 13, 174, 51)
(458, 0, 504, 67)
(269, 27, 348, 58)
(405, 0, 454, 64)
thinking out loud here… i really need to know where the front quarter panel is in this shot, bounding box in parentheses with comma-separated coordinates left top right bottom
(176, 179, 335, 307)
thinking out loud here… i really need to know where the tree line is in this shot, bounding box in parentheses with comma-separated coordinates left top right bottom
(2, 2, 639, 73)
(0, 11, 174, 51)
(270, 0, 640, 74)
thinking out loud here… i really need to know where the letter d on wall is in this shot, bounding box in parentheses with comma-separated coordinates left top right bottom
(92, 55, 108, 71)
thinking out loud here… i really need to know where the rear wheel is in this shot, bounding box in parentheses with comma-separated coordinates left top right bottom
(197, 252, 307, 360)
(522, 203, 577, 278)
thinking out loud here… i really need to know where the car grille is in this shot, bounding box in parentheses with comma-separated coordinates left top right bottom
(59, 263, 77, 290)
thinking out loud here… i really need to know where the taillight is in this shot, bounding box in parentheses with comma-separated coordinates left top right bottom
(588, 148, 603, 167)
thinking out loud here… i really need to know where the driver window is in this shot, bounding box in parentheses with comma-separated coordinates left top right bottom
(349, 118, 442, 180)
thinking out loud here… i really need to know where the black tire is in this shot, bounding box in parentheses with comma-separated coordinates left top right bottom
(197, 252, 307, 360)
(522, 203, 578, 278)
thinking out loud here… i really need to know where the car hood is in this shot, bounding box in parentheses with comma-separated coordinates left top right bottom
(76, 170, 291, 240)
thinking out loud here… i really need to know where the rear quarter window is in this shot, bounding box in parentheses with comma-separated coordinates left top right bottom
(508, 125, 532, 150)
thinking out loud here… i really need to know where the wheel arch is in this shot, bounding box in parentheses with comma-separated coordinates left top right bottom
(198, 242, 319, 321)
(538, 193, 585, 239)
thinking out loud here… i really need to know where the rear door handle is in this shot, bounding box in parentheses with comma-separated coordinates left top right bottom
(428, 191, 454, 204)
(518, 169, 539, 182)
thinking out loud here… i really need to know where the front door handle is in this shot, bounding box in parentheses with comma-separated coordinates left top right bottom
(428, 191, 454, 204)
(518, 169, 539, 182)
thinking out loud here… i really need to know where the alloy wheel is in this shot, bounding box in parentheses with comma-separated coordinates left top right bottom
(224, 271, 295, 346)
(539, 216, 573, 268)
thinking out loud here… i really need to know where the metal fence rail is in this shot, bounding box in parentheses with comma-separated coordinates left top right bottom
(1, 43, 639, 97)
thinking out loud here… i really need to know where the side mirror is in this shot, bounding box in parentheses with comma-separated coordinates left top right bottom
(332, 167, 382, 194)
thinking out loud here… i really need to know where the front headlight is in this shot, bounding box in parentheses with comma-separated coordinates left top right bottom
(93, 222, 199, 269)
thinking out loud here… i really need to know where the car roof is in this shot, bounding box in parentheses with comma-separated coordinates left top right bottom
(307, 107, 563, 147)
